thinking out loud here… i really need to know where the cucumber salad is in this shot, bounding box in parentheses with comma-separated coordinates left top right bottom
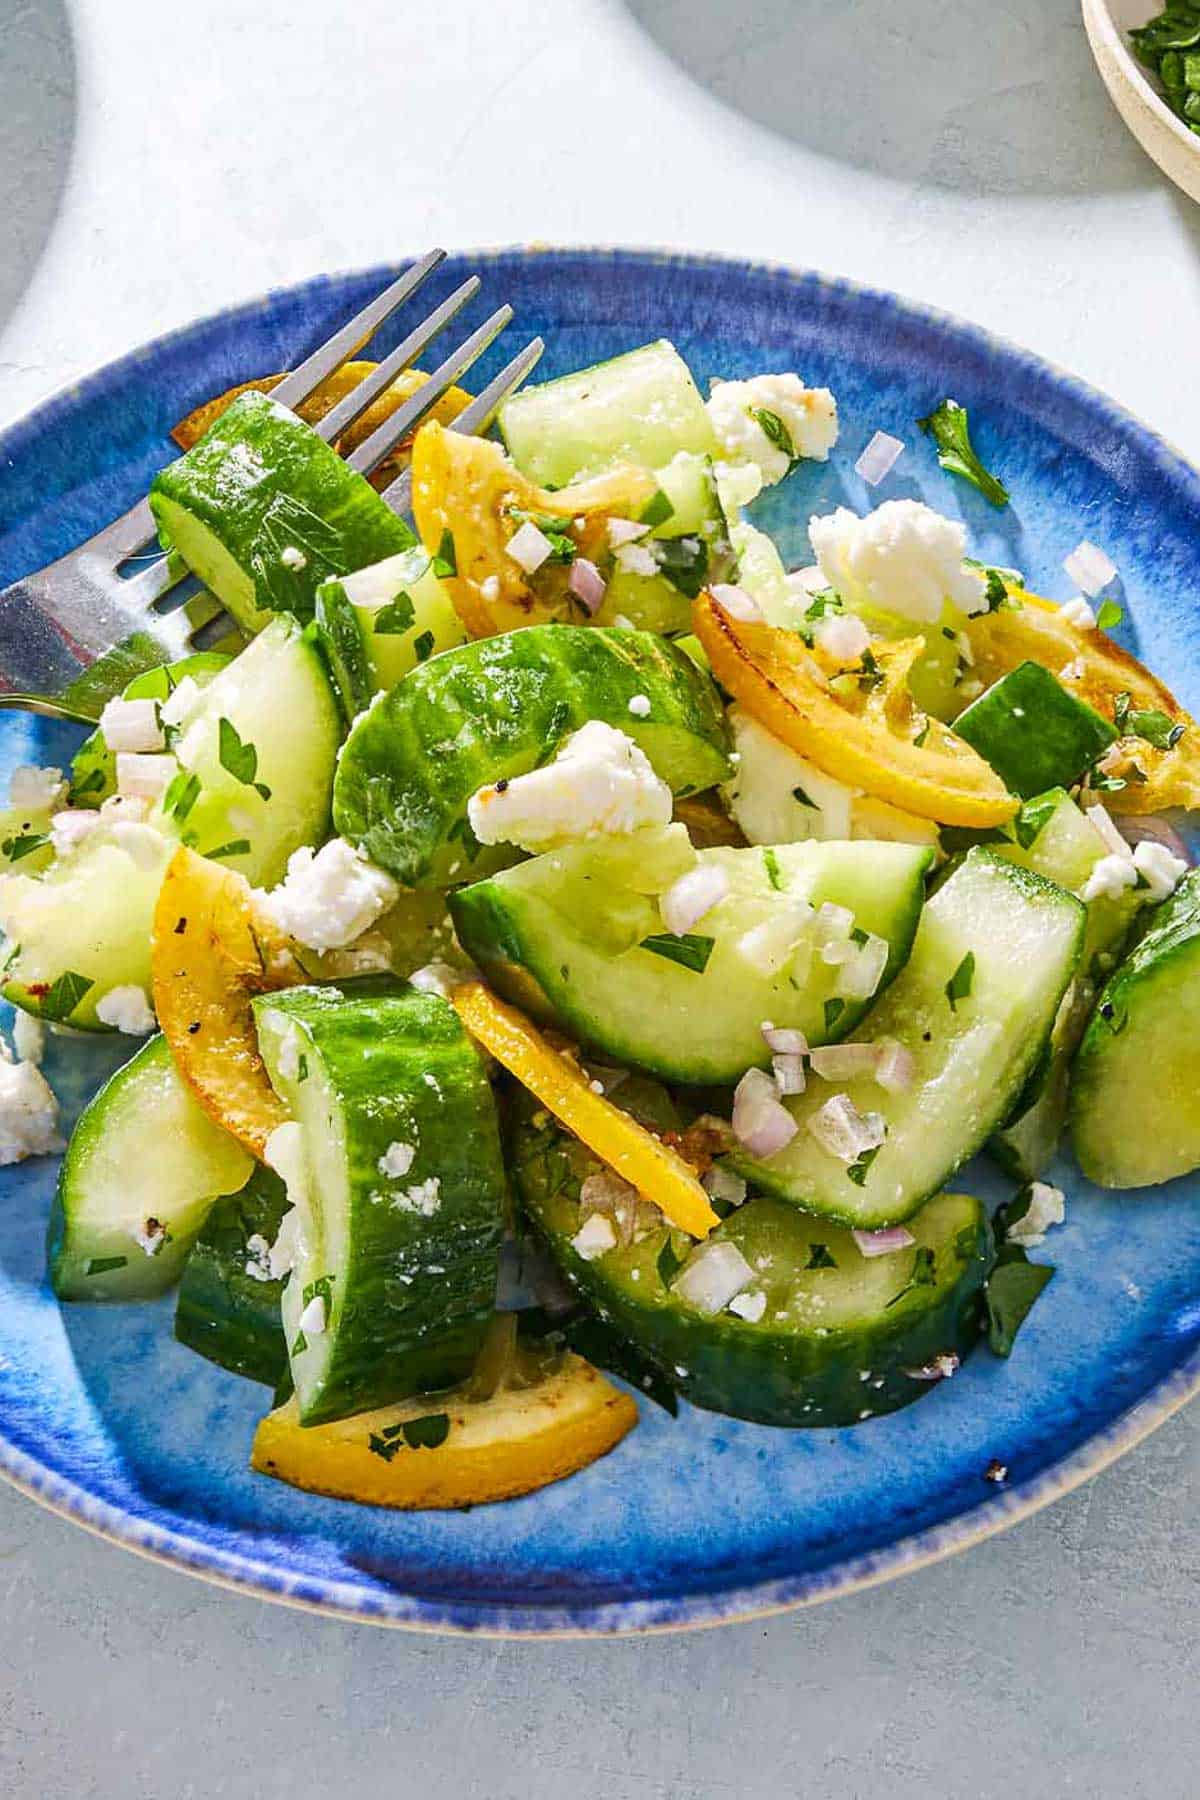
(2, 337, 1198, 1512)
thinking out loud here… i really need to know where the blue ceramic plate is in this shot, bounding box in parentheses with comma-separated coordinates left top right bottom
(1, 249, 1199, 1637)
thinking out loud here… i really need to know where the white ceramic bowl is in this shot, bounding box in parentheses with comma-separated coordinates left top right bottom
(1083, 0, 1200, 201)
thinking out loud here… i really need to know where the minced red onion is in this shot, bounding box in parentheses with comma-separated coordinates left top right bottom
(852, 1225, 916, 1258)
(1114, 815, 1192, 863)
(806, 1094, 886, 1163)
(506, 519, 555, 574)
(660, 863, 730, 936)
(771, 1052, 807, 1096)
(671, 1240, 755, 1316)
(761, 1023, 808, 1056)
(607, 516, 648, 548)
(567, 557, 606, 615)
(702, 1163, 747, 1208)
(710, 583, 764, 623)
(835, 933, 889, 1002)
(732, 1067, 798, 1158)
(1063, 539, 1117, 597)
(808, 1044, 879, 1082)
(874, 1038, 916, 1094)
(854, 430, 905, 487)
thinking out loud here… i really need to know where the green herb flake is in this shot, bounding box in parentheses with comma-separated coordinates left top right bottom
(69, 766, 107, 801)
(887, 1245, 937, 1309)
(1126, 707, 1185, 752)
(163, 769, 201, 823)
(1095, 598, 1124, 631)
(763, 847, 784, 891)
(413, 630, 436, 663)
(917, 398, 1010, 507)
(38, 969, 94, 1023)
(372, 591, 417, 636)
(368, 1432, 403, 1463)
(1, 833, 48, 863)
(857, 647, 884, 693)
(806, 1243, 838, 1270)
(302, 1274, 334, 1308)
(205, 839, 252, 861)
(85, 1255, 128, 1276)
(984, 1245, 1055, 1356)
(402, 1411, 451, 1450)
(297, 1054, 309, 1082)
(639, 487, 675, 530)
(792, 784, 818, 809)
(1014, 793, 1060, 850)
(751, 407, 797, 464)
(823, 997, 845, 1031)
(847, 1144, 882, 1187)
(218, 717, 271, 801)
(945, 951, 976, 1012)
(913, 721, 931, 749)
(639, 932, 715, 974)
(291, 1330, 308, 1356)
(433, 529, 457, 578)
(657, 1238, 683, 1288)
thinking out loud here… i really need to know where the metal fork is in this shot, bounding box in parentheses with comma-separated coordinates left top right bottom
(0, 249, 544, 719)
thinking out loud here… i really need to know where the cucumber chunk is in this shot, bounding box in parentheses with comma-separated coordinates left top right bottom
(48, 1034, 254, 1299)
(174, 1164, 291, 1386)
(150, 390, 417, 634)
(68, 652, 230, 810)
(511, 1098, 991, 1427)
(594, 454, 737, 636)
(953, 661, 1116, 798)
(313, 546, 466, 720)
(254, 981, 507, 1425)
(498, 340, 717, 487)
(451, 835, 931, 1084)
(728, 851, 1085, 1227)
(1071, 868, 1200, 1188)
(332, 625, 731, 887)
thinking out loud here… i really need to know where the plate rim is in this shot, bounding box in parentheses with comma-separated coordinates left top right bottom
(1, 244, 1199, 1636)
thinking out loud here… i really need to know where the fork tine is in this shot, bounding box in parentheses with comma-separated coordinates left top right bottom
(271, 250, 445, 411)
(377, 336, 545, 516)
(312, 276, 481, 444)
(345, 306, 514, 479)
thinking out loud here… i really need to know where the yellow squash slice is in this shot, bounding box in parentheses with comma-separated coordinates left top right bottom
(965, 590, 1200, 813)
(692, 591, 1018, 828)
(151, 848, 304, 1156)
(252, 1346, 637, 1511)
(410, 420, 658, 637)
(172, 362, 471, 490)
(449, 979, 719, 1239)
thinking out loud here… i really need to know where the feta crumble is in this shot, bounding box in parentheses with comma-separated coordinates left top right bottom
(571, 1213, 618, 1261)
(614, 541, 659, 578)
(1058, 596, 1096, 631)
(723, 705, 854, 844)
(0, 1058, 61, 1164)
(467, 721, 671, 853)
(1007, 1181, 1066, 1248)
(276, 1025, 304, 1084)
(393, 1177, 441, 1216)
(94, 985, 156, 1035)
(812, 611, 871, 667)
(49, 810, 100, 857)
(255, 838, 398, 951)
(12, 1011, 44, 1065)
(1080, 853, 1138, 904)
(99, 696, 165, 754)
(627, 693, 651, 719)
(706, 374, 839, 487)
(244, 1234, 274, 1284)
(8, 766, 66, 813)
(280, 545, 308, 571)
(808, 499, 987, 624)
(378, 1139, 417, 1180)
(1133, 838, 1188, 902)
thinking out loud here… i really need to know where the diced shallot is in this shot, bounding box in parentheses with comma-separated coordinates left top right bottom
(736, 903, 814, 976)
(660, 863, 730, 936)
(506, 520, 555, 574)
(567, 557, 607, 614)
(874, 1038, 916, 1094)
(761, 1023, 808, 1056)
(852, 1225, 916, 1258)
(854, 430, 905, 487)
(703, 1163, 748, 1208)
(671, 1240, 755, 1316)
(732, 1067, 798, 1158)
(771, 1052, 807, 1095)
(806, 1094, 886, 1164)
(710, 583, 764, 623)
(808, 1043, 881, 1082)
(1063, 540, 1117, 597)
(835, 932, 889, 1001)
(607, 517, 648, 548)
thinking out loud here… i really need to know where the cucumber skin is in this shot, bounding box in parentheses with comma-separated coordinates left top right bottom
(256, 982, 507, 1425)
(1071, 869, 1200, 1188)
(511, 1106, 992, 1428)
(952, 661, 1116, 799)
(150, 391, 416, 631)
(174, 1165, 291, 1387)
(332, 625, 731, 887)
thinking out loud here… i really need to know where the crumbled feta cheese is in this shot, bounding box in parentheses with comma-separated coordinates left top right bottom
(280, 545, 308, 571)
(728, 1289, 767, 1323)
(134, 1218, 167, 1258)
(12, 1012, 44, 1065)
(571, 1213, 618, 1261)
(99, 696, 164, 754)
(809, 500, 987, 623)
(702, 1164, 747, 1208)
(1080, 853, 1139, 904)
(244, 1234, 274, 1283)
(297, 1292, 327, 1336)
(49, 809, 100, 858)
(614, 541, 658, 578)
(1007, 1180, 1065, 1248)
(408, 960, 464, 998)
(116, 752, 175, 802)
(1133, 838, 1188, 902)
(707, 374, 839, 486)
(378, 1139, 416, 1180)
(480, 574, 501, 604)
(9, 766, 66, 813)
(812, 611, 871, 667)
(255, 838, 398, 951)
(393, 1177, 441, 1216)
(0, 1058, 61, 1163)
(627, 694, 651, 719)
(467, 721, 671, 853)
(264, 1121, 306, 1186)
(94, 985, 155, 1035)
(1058, 596, 1096, 631)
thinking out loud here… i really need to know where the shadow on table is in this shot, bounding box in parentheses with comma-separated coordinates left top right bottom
(625, 0, 1157, 195)
(0, 0, 77, 337)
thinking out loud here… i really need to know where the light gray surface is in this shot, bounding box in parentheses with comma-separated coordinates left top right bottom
(1, 1, 1198, 1793)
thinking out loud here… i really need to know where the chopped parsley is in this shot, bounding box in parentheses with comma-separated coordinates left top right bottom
(791, 783, 818, 809)
(639, 932, 715, 974)
(38, 969, 94, 1022)
(68, 766, 107, 801)
(372, 592, 417, 636)
(886, 1246, 937, 1308)
(847, 1144, 882, 1187)
(401, 1412, 451, 1450)
(639, 488, 675, 530)
(751, 407, 796, 464)
(433, 529, 457, 578)
(1013, 793, 1060, 850)
(917, 398, 1009, 507)
(945, 951, 976, 1012)
(218, 717, 271, 800)
(805, 1242, 838, 1270)
(657, 1238, 683, 1287)
(297, 1054, 309, 1082)
(205, 838, 251, 860)
(823, 997, 845, 1031)
(413, 630, 436, 663)
(1, 833, 48, 862)
(763, 847, 784, 891)
(85, 1255, 128, 1276)
(856, 647, 884, 692)
(163, 769, 201, 822)
(984, 1244, 1054, 1356)
(1113, 692, 1184, 752)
